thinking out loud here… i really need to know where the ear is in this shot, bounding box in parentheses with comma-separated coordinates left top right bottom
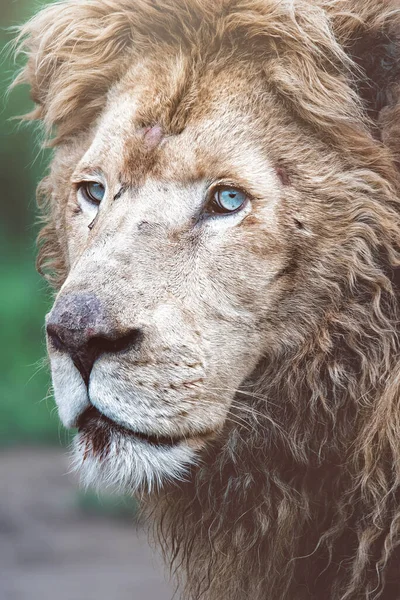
(13, 0, 141, 144)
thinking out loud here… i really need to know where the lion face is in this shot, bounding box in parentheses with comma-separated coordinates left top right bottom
(16, 1, 400, 597)
(45, 57, 304, 492)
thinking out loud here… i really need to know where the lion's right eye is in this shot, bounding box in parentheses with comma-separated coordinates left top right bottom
(79, 182, 105, 206)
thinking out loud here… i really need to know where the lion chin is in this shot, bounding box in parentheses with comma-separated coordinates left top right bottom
(72, 414, 198, 495)
(51, 354, 205, 494)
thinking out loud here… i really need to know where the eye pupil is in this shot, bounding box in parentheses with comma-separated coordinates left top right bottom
(211, 186, 247, 214)
(81, 182, 105, 205)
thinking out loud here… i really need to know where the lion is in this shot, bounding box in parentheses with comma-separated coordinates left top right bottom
(14, 0, 400, 598)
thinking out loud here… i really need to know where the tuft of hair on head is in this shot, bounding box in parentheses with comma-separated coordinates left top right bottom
(10, 0, 400, 162)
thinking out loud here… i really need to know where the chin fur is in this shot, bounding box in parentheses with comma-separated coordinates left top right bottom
(71, 429, 198, 495)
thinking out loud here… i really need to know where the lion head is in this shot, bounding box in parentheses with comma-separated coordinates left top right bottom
(15, 0, 400, 598)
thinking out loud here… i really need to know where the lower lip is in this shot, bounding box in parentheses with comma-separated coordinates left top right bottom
(77, 406, 186, 448)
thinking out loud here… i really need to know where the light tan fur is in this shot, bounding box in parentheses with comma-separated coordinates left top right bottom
(14, 1, 400, 598)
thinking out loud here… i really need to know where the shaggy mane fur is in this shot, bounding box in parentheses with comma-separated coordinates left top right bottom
(14, 1, 400, 598)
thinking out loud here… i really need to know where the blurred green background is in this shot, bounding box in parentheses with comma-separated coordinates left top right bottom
(1, 0, 60, 447)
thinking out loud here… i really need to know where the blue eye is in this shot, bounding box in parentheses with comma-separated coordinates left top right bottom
(209, 186, 248, 214)
(80, 181, 105, 205)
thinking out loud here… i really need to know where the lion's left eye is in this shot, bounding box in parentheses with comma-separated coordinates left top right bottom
(208, 186, 248, 214)
(79, 182, 105, 206)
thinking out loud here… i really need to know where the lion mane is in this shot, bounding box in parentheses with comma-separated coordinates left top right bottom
(14, 0, 400, 598)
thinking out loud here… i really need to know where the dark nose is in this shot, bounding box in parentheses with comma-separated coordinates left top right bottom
(46, 293, 142, 386)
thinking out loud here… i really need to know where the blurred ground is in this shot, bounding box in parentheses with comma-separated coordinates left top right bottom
(0, 448, 172, 600)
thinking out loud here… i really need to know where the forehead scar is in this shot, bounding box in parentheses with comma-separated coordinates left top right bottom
(142, 125, 164, 149)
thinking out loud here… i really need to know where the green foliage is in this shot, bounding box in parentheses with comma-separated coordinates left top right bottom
(0, 0, 60, 446)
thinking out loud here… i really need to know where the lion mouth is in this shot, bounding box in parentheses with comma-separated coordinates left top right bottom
(77, 405, 189, 448)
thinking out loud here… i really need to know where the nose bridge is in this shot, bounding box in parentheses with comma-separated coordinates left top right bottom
(63, 182, 198, 323)
(94, 186, 175, 252)
(122, 179, 194, 231)
(83, 198, 174, 272)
